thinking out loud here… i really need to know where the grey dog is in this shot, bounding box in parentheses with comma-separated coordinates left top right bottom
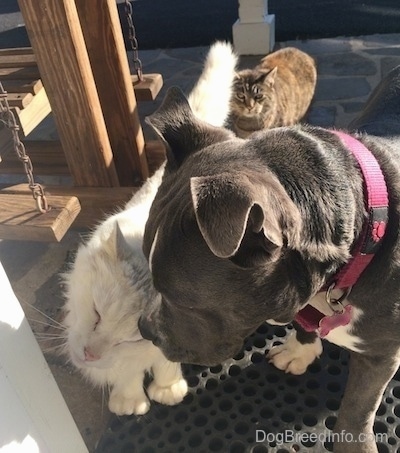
(139, 66, 400, 452)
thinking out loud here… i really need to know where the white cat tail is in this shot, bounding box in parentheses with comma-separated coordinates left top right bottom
(188, 41, 238, 127)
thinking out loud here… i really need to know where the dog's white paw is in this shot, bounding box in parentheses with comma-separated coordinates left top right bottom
(267, 332, 322, 375)
(148, 378, 188, 406)
(108, 391, 150, 416)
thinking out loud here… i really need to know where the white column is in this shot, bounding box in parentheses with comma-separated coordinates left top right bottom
(0, 262, 88, 453)
(232, 0, 275, 55)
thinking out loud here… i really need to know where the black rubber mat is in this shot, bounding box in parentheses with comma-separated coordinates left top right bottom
(96, 323, 399, 452)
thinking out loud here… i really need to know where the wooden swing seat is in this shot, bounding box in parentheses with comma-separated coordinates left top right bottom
(0, 192, 81, 242)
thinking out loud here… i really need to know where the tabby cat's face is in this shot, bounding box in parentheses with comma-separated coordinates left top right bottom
(231, 69, 275, 117)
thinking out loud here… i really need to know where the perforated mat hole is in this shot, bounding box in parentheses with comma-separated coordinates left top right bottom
(253, 338, 267, 348)
(251, 352, 264, 363)
(327, 364, 341, 375)
(395, 425, 400, 438)
(214, 418, 228, 431)
(306, 379, 319, 390)
(230, 413, 238, 420)
(374, 421, 388, 435)
(386, 396, 394, 404)
(304, 395, 318, 408)
(229, 365, 241, 376)
(389, 437, 397, 445)
(376, 403, 386, 416)
(234, 351, 245, 361)
(222, 380, 236, 394)
(206, 378, 218, 390)
(283, 393, 297, 404)
(247, 369, 261, 380)
(194, 414, 207, 427)
(328, 349, 340, 360)
(234, 421, 249, 435)
(174, 411, 187, 424)
(308, 362, 321, 373)
(187, 375, 199, 387)
(325, 415, 337, 430)
(327, 381, 341, 392)
(239, 402, 253, 415)
(394, 404, 400, 417)
(257, 324, 269, 334)
(281, 411, 295, 423)
(266, 373, 280, 384)
(199, 394, 213, 408)
(244, 386, 257, 397)
(219, 399, 232, 411)
(303, 414, 318, 427)
(301, 433, 317, 448)
(377, 444, 390, 453)
(275, 327, 287, 337)
(387, 416, 395, 424)
(264, 389, 277, 400)
(260, 407, 274, 419)
(326, 398, 341, 411)
(393, 386, 400, 399)
(210, 365, 223, 374)
(148, 426, 162, 440)
(168, 431, 181, 444)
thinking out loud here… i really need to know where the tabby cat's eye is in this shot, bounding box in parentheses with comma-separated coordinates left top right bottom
(237, 93, 245, 100)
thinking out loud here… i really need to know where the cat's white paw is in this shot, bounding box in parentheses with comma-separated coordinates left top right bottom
(267, 332, 322, 375)
(147, 378, 188, 406)
(108, 391, 150, 416)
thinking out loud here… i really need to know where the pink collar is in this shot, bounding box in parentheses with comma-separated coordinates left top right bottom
(294, 130, 389, 337)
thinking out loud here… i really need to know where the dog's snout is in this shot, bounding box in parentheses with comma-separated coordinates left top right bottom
(138, 315, 157, 343)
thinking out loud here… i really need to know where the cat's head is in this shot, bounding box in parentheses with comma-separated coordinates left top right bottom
(231, 67, 277, 117)
(63, 223, 157, 373)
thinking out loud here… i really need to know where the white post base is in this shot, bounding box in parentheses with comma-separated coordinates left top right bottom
(0, 262, 88, 453)
(232, 15, 275, 55)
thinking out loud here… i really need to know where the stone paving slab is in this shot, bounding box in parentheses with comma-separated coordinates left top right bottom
(1, 34, 400, 452)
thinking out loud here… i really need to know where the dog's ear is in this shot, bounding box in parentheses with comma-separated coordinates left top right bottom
(190, 172, 301, 267)
(146, 87, 234, 170)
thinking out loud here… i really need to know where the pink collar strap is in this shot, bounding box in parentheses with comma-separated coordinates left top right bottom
(294, 130, 389, 336)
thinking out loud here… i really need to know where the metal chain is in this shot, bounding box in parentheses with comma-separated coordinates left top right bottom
(0, 82, 49, 214)
(124, 0, 143, 81)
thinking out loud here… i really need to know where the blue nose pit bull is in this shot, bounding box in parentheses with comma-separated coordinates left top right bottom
(139, 66, 400, 453)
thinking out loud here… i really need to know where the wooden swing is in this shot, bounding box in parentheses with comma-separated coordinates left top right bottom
(0, 0, 165, 242)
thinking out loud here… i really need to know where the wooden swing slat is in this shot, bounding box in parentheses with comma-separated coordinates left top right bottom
(1, 79, 43, 94)
(5, 92, 33, 109)
(0, 193, 81, 242)
(132, 74, 163, 101)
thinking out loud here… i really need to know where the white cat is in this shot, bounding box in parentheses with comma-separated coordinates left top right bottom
(62, 41, 238, 416)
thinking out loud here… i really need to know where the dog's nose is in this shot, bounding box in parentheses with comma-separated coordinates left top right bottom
(138, 315, 156, 342)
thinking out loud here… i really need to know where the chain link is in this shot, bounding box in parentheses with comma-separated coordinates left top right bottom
(124, 0, 143, 81)
(0, 82, 50, 214)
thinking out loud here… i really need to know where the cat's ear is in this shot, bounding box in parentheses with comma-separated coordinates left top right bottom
(104, 223, 134, 261)
(257, 67, 278, 86)
(190, 172, 301, 268)
(146, 86, 234, 171)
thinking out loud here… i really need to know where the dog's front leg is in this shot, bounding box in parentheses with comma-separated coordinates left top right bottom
(267, 322, 322, 374)
(333, 352, 399, 453)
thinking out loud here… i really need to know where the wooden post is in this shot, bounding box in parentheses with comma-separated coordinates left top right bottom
(75, 0, 149, 185)
(18, 0, 120, 187)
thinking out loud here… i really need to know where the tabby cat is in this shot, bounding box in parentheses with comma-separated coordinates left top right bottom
(230, 47, 317, 138)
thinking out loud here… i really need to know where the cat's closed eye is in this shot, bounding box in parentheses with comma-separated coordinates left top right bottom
(254, 94, 264, 101)
(94, 309, 101, 330)
(236, 92, 245, 100)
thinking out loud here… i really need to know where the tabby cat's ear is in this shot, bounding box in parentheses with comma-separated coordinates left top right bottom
(146, 87, 234, 171)
(257, 67, 278, 86)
